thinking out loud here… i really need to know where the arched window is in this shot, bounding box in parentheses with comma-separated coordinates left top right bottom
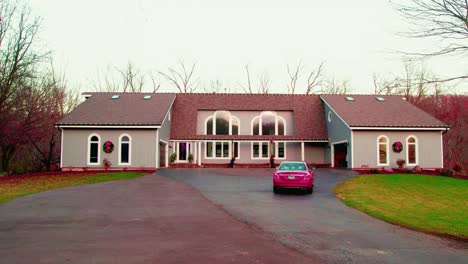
(406, 136, 418, 166)
(377, 136, 389, 166)
(205, 111, 240, 135)
(251, 111, 286, 135)
(88, 134, 100, 165)
(119, 134, 131, 165)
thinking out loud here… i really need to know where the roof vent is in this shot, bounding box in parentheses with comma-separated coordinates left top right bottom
(111, 95, 120, 100)
(345, 96, 355, 101)
(83, 94, 92, 99)
(375, 96, 385, 102)
(143, 95, 152, 100)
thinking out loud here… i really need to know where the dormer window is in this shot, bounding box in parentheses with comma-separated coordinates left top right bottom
(205, 111, 240, 135)
(251, 111, 285, 135)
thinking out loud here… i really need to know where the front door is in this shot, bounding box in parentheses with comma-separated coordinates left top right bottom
(177, 142, 190, 162)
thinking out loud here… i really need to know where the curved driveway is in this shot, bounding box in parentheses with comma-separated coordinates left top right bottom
(157, 168, 468, 264)
(0, 173, 318, 264)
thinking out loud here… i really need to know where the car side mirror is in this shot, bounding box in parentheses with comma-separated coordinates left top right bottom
(309, 167, 316, 171)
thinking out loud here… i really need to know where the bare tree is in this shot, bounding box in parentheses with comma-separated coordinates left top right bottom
(373, 60, 445, 99)
(287, 60, 304, 94)
(257, 71, 271, 94)
(305, 61, 325, 94)
(0, 1, 44, 113)
(239, 64, 253, 94)
(159, 60, 200, 93)
(93, 61, 148, 92)
(321, 76, 350, 94)
(394, 0, 468, 81)
(148, 72, 161, 93)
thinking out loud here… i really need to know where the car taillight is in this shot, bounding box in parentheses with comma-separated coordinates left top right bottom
(274, 174, 279, 179)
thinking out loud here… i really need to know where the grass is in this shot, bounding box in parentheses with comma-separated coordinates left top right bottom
(0, 172, 147, 204)
(334, 174, 468, 239)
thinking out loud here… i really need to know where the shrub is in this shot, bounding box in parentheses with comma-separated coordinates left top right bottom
(188, 153, 193, 163)
(170, 153, 177, 163)
(103, 158, 112, 171)
(396, 159, 406, 168)
(440, 169, 454, 177)
(370, 168, 380, 174)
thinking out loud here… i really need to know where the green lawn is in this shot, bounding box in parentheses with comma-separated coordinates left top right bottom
(0, 172, 147, 204)
(334, 174, 468, 239)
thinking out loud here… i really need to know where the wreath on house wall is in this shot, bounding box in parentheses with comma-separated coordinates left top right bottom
(103, 141, 114, 153)
(392, 141, 403, 153)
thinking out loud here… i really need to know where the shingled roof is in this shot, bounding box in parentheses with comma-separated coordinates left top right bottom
(57, 93, 176, 126)
(321, 95, 447, 128)
(170, 93, 328, 140)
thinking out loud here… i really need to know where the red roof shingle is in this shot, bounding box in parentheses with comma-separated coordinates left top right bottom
(321, 95, 447, 128)
(57, 93, 176, 126)
(170, 93, 328, 140)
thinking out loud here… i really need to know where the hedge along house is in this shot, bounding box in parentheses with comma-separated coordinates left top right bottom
(321, 95, 447, 169)
(56, 93, 176, 170)
(57, 92, 447, 171)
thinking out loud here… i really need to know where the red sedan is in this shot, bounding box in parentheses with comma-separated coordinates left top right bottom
(273, 161, 315, 194)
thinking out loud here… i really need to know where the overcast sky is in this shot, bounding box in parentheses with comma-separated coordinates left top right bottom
(30, 0, 467, 94)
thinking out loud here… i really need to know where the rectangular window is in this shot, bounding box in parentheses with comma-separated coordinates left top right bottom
(206, 142, 213, 157)
(90, 143, 98, 163)
(408, 144, 416, 164)
(252, 141, 270, 159)
(379, 144, 387, 164)
(121, 143, 129, 163)
(215, 142, 222, 157)
(206, 141, 230, 159)
(262, 142, 269, 158)
(277, 142, 285, 159)
(252, 142, 260, 158)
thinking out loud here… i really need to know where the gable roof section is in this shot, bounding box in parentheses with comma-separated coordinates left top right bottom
(57, 93, 176, 127)
(321, 95, 447, 128)
(170, 93, 328, 140)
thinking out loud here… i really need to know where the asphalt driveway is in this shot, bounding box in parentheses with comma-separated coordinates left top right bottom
(157, 168, 468, 264)
(0, 173, 318, 264)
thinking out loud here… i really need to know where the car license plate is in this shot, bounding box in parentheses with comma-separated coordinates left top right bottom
(288, 175, 295, 179)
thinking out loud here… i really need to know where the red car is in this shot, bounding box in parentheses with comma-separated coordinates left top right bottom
(273, 161, 315, 194)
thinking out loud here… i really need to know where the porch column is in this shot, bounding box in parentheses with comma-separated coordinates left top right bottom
(156, 130, 160, 169)
(192, 142, 198, 163)
(301, 142, 305, 161)
(198, 141, 202, 166)
(165, 143, 169, 168)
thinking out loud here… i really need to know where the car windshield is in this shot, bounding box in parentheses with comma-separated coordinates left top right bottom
(278, 163, 307, 171)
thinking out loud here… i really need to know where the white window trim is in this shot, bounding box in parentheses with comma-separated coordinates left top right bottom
(251, 141, 270, 159)
(377, 135, 389, 166)
(231, 115, 240, 135)
(275, 141, 287, 160)
(87, 133, 101, 166)
(406, 135, 418, 166)
(251, 111, 287, 136)
(205, 111, 240, 135)
(204, 141, 232, 159)
(118, 134, 132, 166)
(175, 142, 191, 162)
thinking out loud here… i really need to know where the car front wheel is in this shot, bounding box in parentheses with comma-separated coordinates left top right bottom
(306, 186, 313, 194)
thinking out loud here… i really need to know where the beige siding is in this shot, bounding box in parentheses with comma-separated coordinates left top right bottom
(352, 131, 442, 169)
(62, 129, 157, 169)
